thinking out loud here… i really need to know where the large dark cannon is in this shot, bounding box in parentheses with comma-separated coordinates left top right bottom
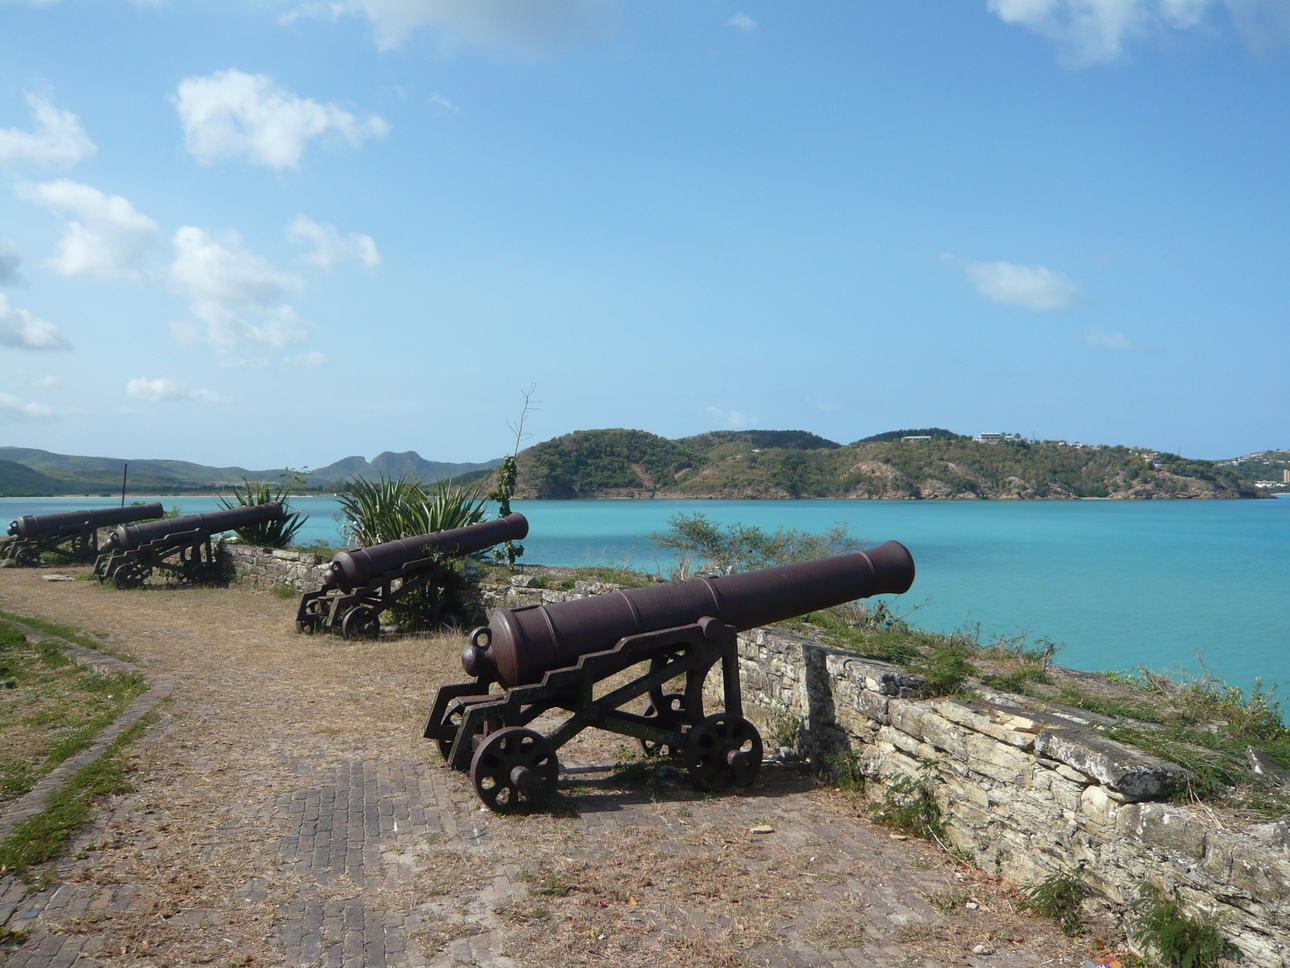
(94, 502, 283, 588)
(428, 542, 916, 811)
(1, 502, 164, 567)
(296, 512, 529, 640)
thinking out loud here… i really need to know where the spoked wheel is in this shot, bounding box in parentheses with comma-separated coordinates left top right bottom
(639, 691, 688, 757)
(685, 714, 763, 792)
(112, 560, 150, 590)
(295, 598, 327, 635)
(436, 697, 487, 763)
(340, 607, 380, 640)
(469, 727, 558, 812)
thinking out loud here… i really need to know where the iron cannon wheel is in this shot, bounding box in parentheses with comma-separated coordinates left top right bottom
(469, 727, 558, 812)
(639, 691, 688, 757)
(435, 698, 487, 763)
(340, 607, 380, 640)
(684, 714, 762, 792)
(111, 560, 150, 590)
(296, 598, 327, 635)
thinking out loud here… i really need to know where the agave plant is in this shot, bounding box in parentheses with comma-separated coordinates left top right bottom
(337, 475, 486, 548)
(218, 474, 308, 548)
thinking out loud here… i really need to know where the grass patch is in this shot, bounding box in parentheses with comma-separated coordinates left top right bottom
(0, 609, 128, 661)
(0, 707, 157, 879)
(270, 585, 298, 600)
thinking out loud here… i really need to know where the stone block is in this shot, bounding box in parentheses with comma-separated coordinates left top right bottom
(963, 733, 1030, 784)
(889, 701, 925, 741)
(1079, 785, 1118, 828)
(1227, 838, 1290, 903)
(1033, 729, 1189, 801)
(917, 711, 968, 761)
(1123, 803, 1207, 860)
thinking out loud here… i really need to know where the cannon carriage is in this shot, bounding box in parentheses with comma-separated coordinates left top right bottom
(427, 541, 916, 811)
(2, 503, 165, 567)
(93, 502, 283, 588)
(295, 512, 529, 640)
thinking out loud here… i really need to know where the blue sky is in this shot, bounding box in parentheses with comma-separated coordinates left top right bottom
(0, 0, 1286, 468)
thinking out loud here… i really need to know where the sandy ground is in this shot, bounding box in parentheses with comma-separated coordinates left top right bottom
(0, 566, 1107, 967)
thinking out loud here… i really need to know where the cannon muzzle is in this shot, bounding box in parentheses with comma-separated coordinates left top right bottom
(106, 502, 283, 551)
(324, 512, 529, 592)
(464, 540, 915, 688)
(8, 502, 165, 539)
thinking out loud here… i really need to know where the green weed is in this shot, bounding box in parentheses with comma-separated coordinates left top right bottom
(1131, 883, 1239, 968)
(1020, 864, 1089, 936)
(867, 770, 946, 843)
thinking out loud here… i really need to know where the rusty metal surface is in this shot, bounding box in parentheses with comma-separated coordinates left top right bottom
(105, 502, 284, 552)
(7, 502, 164, 539)
(323, 512, 528, 592)
(468, 541, 915, 688)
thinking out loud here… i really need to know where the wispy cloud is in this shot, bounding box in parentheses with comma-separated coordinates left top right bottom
(19, 180, 159, 279)
(1085, 326, 1136, 350)
(728, 13, 757, 32)
(172, 69, 388, 170)
(0, 293, 70, 349)
(987, 0, 1290, 67)
(428, 94, 460, 113)
(0, 92, 96, 168)
(125, 377, 223, 403)
(169, 226, 310, 364)
(281, 0, 617, 53)
(0, 240, 22, 285)
(287, 215, 380, 270)
(706, 405, 755, 429)
(0, 392, 54, 423)
(942, 253, 1081, 311)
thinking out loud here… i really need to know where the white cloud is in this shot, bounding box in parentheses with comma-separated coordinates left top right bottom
(172, 69, 389, 169)
(0, 293, 69, 349)
(0, 240, 22, 285)
(942, 253, 1081, 311)
(283, 349, 328, 368)
(125, 377, 223, 403)
(0, 92, 96, 168)
(283, 0, 616, 53)
(706, 405, 755, 429)
(286, 215, 380, 270)
(1085, 326, 1136, 349)
(35, 375, 60, 387)
(987, 0, 1287, 67)
(728, 13, 757, 31)
(169, 226, 310, 362)
(428, 93, 460, 113)
(19, 180, 159, 278)
(0, 393, 53, 423)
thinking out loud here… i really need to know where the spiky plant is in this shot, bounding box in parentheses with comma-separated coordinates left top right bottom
(218, 474, 307, 548)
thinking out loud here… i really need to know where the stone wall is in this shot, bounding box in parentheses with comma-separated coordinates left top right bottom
(224, 554, 1288, 964)
(223, 543, 330, 592)
(732, 626, 1290, 967)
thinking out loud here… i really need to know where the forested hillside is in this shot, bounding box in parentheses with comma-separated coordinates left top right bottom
(512, 429, 1261, 500)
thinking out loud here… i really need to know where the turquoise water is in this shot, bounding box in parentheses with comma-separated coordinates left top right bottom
(5, 495, 1287, 693)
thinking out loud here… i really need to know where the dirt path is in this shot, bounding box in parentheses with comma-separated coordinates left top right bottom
(0, 567, 1099, 967)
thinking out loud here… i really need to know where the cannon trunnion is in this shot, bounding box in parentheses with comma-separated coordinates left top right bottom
(1, 502, 165, 568)
(295, 513, 529, 640)
(93, 502, 283, 588)
(428, 542, 916, 811)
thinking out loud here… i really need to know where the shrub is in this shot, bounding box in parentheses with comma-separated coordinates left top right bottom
(1021, 865, 1089, 936)
(867, 770, 946, 843)
(1131, 883, 1239, 968)
(650, 512, 860, 575)
(218, 474, 307, 548)
(337, 476, 485, 547)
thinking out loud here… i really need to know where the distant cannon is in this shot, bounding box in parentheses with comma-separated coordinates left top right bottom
(93, 503, 283, 588)
(1, 503, 165, 567)
(296, 513, 529, 640)
(428, 541, 916, 811)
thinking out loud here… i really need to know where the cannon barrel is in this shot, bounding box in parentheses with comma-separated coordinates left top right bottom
(8, 502, 165, 539)
(324, 512, 529, 592)
(106, 502, 283, 551)
(465, 540, 915, 689)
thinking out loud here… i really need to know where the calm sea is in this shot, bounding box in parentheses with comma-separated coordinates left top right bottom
(5, 495, 1287, 693)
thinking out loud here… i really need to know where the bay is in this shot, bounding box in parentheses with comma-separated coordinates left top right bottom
(4, 495, 1287, 693)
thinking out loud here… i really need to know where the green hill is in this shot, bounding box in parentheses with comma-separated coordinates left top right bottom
(0, 460, 69, 497)
(512, 429, 1262, 500)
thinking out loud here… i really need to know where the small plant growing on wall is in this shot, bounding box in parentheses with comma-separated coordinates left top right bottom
(1020, 864, 1089, 936)
(867, 769, 947, 843)
(1131, 883, 1239, 968)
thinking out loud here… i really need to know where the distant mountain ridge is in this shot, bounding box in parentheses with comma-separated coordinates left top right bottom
(0, 447, 501, 495)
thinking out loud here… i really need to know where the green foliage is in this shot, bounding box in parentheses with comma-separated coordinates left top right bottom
(1021, 864, 1089, 936)
(519, 428, 697, 497)
(650, 512, 860, 575)
(1131, 883, 1239, 968)
(867, 770, 946, 843)
(337, 475, 486, 547)
(855, 428, 965, 443)
(915, 643, 976, 698)
(487, 454, 524, 570)
(218, 472, 307, 548)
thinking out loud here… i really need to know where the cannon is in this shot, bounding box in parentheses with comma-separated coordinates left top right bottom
(427, 541, 916, 811)
(93, 502, 283, 588)
(296, 512, 530, 640)
(1, 503, 165, 567)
